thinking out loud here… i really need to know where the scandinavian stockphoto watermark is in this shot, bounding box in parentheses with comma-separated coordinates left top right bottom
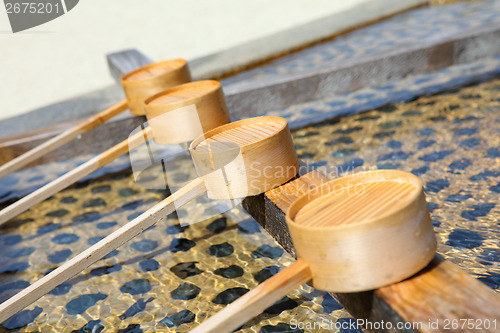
(3, 0, 79, 33)
(290, 317, 498, 331)
(290, 318, 425, 331)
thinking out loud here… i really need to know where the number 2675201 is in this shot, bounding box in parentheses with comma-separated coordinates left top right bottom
(5, 2, 61, 14)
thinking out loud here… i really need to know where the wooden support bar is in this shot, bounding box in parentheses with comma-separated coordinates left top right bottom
(242, 165, 500, 333)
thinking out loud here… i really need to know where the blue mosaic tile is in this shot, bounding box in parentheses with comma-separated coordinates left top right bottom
(131, 240, 158, 253)
(446, 229, 485, 249)
(171, 282, 201, 300)
(212, 287, 249, 305)
(461, 203, 496, 221)
(51, 233, 79, 245)
(159, 309, 196, 328)
(66, 293, 107, 315)
(48, 249, 72, 264)
(2, 307, 42, 329)
(139, 259, 160, 272)
(251, 245, 284, 259)
(119, 297, 153, 320)
(120, 278, 151, 295)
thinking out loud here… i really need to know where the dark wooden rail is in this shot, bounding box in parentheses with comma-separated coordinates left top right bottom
(243, 165, 500, 333)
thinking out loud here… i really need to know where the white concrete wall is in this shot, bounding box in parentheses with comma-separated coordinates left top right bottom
(0, 0, 421, 122)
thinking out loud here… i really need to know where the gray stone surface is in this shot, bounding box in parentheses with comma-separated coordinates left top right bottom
(107, 50, 154, 83)
(189, 0, 426, 79)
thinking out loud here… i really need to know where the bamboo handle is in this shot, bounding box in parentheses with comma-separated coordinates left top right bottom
(0, 177, 207, 323)
(0, 126, 151, 226)
(0, 100, 129, 179)
(190, 259, 312, 333)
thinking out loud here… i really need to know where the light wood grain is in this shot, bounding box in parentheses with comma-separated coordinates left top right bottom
(121, 59, 191, 115)
(0, 100, 129, 179)
(0, 177, 207, 323)
(0, 127, 152, 225)
(190, 259, 311, 333)
(287, 170, 436, 292)
(294, 180, 416, 227)
(144, 81, 230, 145)
(190, 116, 299, 199)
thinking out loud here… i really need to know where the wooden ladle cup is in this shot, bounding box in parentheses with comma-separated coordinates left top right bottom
(190, 116, 299, 199)
(191, 169, 437, 332)
(145, 80, 230, 145)
(121, 58, 191, 116)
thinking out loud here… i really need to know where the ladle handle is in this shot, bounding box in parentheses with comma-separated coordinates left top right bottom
(0, 99, 129, 179)
(0, 125, 151, 225)
(190, 259, 312, 333)
(0, 177, 207, 323)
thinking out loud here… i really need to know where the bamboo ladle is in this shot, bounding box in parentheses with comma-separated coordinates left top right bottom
(0, 116, 299, 322)
(0, 80, 229, 225)
(191, 170, 438, 333)
(0, 58, 191, 179)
